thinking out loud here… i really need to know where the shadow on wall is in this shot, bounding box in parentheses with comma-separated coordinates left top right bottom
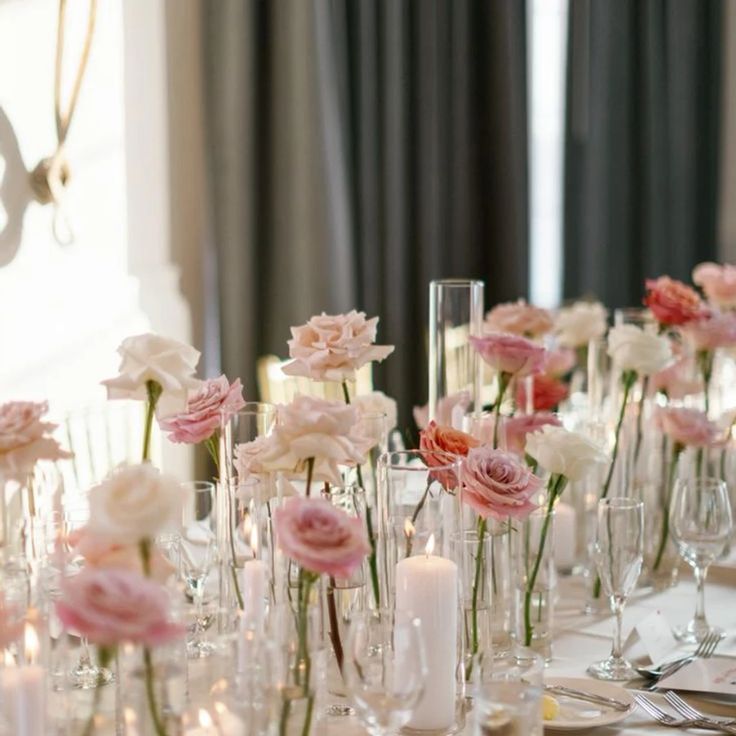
(0, 107, 31, 267)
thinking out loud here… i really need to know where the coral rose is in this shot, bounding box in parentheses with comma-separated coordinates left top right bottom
(470, 333, 546, 377)
(159, 375, 245, 444)
(274, 496, 370, 578)
(484, 300, 553, 338)
(420, 421, 479, 490)
(654, 407, 719, 448)
(283, 311, 394, 381)
(56, 568, 184, 647)
(462, 446, 541, 521)
(644, 276, 707, 326)
(516, 374, 569, 412)
(693, 262, 736, 308)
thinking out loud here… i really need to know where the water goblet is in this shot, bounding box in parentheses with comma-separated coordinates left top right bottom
(343, 608, 427, 736)
(670, 477, 733, 643)
(588, 497, 644, 681)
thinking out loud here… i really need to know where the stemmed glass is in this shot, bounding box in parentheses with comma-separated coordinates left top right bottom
(343, 609, 427, 736)
(670, 477, 733, 643)
(179, 481, 218, 658)
(588, 497, 644, 681)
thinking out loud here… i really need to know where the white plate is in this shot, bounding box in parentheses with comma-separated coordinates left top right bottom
(543, 677, 634, 731)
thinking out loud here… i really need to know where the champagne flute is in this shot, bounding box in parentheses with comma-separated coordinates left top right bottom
(588, 497, 643, 680)
(670, 477, 733, 643)
(344, 609, 427, 736)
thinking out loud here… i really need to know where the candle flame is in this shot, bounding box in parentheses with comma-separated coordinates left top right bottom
(404, 518, 415, 538)
(123, 707, 137, 725)
(425, 533, 435, 557)
(198, 708, 214, 727)
(214, 701, 227, 716)
(4, 650, 15, 667)
(250, 522, 259, 557)
(243, 514, 252, 540)
(24, 622, 39, 664)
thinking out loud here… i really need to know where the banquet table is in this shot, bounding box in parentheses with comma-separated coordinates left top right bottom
(332, 565, 736, 735)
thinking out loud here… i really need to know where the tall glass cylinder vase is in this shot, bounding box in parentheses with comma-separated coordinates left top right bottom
(514, 509, 556, 660)
(218, 404, 277, 611)
(378, 449, 465, 734)
(429, 279, 484, 426)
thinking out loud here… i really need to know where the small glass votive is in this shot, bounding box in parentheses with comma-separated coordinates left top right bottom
(471, 647, 543, 736)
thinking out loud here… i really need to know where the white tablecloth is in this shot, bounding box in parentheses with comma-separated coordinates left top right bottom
(335, 564, 736, 735)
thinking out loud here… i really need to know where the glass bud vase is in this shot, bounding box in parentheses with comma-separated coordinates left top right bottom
(514, 509, 556, 661)
(428, 279, 484, 426)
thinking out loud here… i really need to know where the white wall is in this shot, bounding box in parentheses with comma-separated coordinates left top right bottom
(0, 0, 194, 477)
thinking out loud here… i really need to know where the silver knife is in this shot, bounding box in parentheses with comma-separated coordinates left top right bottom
(544, 684, 631, 712)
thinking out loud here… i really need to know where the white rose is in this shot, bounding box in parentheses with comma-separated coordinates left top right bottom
(101, 333, 201, 418)
(238, 395, 372, 486)
(353, 391, 398, 430)
(607, 324, 672, 376)
(525, 425, 608, 481)
(554, 302, 608, 348)
(87, 463, 182, 543)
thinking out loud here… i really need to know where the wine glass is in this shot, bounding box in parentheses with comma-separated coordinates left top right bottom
(343, 609, 427, 736)
(670, 477, 733, 643)
(588, 497, 644, 680)
(179, 481, 218, 658)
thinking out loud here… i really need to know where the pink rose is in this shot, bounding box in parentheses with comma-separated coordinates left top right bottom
(650, 355, 701, 399)
(682, 311, 736, 351)
(654, 407, 719, 448)
(0, 401, 71, 480)
(644, 276, 706, 326)
(283, 311, 394, 381)
(545, 347, 577, 377)
(462, 446, 541, 521)
(693, 262, 736, 308)
(484, 300, 553, 338)
(274, 496, 370, 578)
(470, 333, 547, 377)
(159, 375, 245, 444)
(501, 413, 562, 456)
(515, 374, 569, 412)
(420, 421, 479, 489)
(71, 527, 175, 584)
(56, 568, 185, 647)
(413, 391, 471, 430)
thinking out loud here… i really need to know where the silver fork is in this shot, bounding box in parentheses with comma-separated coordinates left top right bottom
(635, 694, 736, 734)
(665, 691, 736, 728)
(637, 631, 721, 680)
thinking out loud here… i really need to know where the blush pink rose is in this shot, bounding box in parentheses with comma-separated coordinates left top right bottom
(545, 347, 577, 377)
(501, 413, 562, 456)
(0, 401, 72, 480)
(420, 421, 479, 489)
(693, 262, 736, 308)
(159, 375, 245, 444)
(654, 407, 719, 448)
(56, 568, 185, 647)
(644, 276, 707, 326)
(283, 310, 394, 381)
(274, 496, 370, 578)
(515, 374, 569, 412)
(70, 527, 175, 584)
(650, 355, 701, 399)
(682, 311, 736, 351)
(470, 333, 547, 377)
(462, 446, 541, 521)
(413, 391, 471, 430)
(484, 300, 553, 338)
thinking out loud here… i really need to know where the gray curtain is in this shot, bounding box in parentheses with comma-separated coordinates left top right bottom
(563, 0, 723, 308)
(202, 0, 528, 424)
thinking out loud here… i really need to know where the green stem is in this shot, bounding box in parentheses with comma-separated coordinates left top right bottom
(465, 516, 488, 681)
(524, 475, 563, 646)
(600, 370, 637, 501)
(493, 373, 510, 449)
(204, 433, 220, 472)
(341, 380, 351, 405)
(305, 457, 314, 497)
(698, 350, 713, 416)
(653, 445, 682, 571)
(405, 480, 432, 558)
(143, 647, 168, 736)
(632, 376, 649, 467)
(142, 380, 162, 462)
(139, 538, 152, 577)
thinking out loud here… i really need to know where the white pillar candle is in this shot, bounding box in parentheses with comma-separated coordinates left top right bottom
(242, 559, 267, 632)
(554, 502, 577, 572)
(395, 542, 458, 731)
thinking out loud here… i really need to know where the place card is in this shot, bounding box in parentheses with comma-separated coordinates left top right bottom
(634, 610, 678, 664)
(659, 657, 736, 697)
